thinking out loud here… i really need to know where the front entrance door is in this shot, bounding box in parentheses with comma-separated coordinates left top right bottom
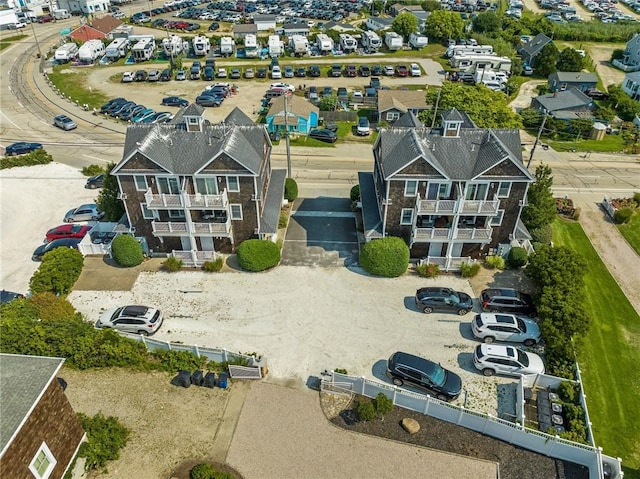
(200, 237, 214, 251)
(180, 237, 192, 250)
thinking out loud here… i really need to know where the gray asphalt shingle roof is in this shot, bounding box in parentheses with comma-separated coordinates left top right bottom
(533, 88, 592, 112)
(520, 33, 552, 58)
(1, 354, 64, 454)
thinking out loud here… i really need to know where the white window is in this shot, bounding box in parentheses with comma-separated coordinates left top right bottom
(29, 442, 56, 479)
(426, 182, 450, 200)
(404, 180, 418, 197)
(141, 203, 157, 220)
(386, 112, 400, 121)
(169, 209, 185, 219)
(195, 177, 218, 195)
(230, 204, 243, 220)
(400, 208, 414, 225)
(491, 210, 504, 226)
(227, 176, 240, 192)
(497, 182, 511, 198)
(157, 177, 179, 194)
(188, 116, 199, 124)
(134, 175, 147, 191)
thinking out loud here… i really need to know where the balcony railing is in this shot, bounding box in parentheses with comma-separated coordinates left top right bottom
(412, 227, 492, 242)
(145, 189, 228, 210)
(151, 222, 188, 235)
(415, 195, 500, 216)
(460, 196, 500, 215)
(419, 256, 475, 272)
(170, 250, 217, 267)
(415, 198, 457, 214)
(192, 219, 231, 235)
(152, 219, 232, 237)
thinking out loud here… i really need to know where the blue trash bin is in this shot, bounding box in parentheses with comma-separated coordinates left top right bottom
(218, 372, 228, 389)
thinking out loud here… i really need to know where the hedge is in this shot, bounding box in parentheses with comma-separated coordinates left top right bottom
(111, 234, 144, 267)
(30, 248, 84, 295)
(284, 178, 298, 202)
(237, 239, 281, 272)
(359, 237, 409, 278)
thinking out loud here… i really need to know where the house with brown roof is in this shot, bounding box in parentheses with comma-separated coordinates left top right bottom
(266, 95, 319, 135)
(70, 15, 122, 42)
(377, 89, 429, 124)
(0, 354, 85, 479)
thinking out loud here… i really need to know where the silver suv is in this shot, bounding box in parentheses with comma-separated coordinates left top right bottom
(64, 204, 104, 223)
(471, 313, 541, 346)
(97, 305, 163, 336)
(473, 344, 545, 377)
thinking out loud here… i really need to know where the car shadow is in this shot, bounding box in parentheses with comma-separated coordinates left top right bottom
(403, 296, 420, 312)
(458, 322, 476, 341)
(457, 352, 478, 374)
(371, 359, 389, 383)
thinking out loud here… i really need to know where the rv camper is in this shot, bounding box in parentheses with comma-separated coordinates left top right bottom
(268, 35, 282, 57)
(339, 33, 358, 53)
(77, 39, 105, 63)
(105, 37, 130, 60)
(244, 33, 258, 58)
(384, 31, 403, 51)
(132, 37, 156, 62)
(288, 35, 309, 56)
(446, 44, 494, 58)
(54, 43, 79, 62)
(361, 30, 381, 53)
(409, 32, 428, 49)
(316, 33, 334, 55)
(192, 35, 210, 56)
(450, 54, 512, 73)
(220, 36, 234, 56)
(162, 34, 183, 57)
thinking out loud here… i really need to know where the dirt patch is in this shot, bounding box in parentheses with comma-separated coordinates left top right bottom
(74, 256, 164, 291)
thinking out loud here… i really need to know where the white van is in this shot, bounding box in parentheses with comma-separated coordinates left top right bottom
(410, 63, 421, 77)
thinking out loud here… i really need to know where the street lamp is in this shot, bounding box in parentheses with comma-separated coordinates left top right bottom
(29, 20, 43, 66)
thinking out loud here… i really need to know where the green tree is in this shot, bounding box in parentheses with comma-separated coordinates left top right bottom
(557, 48, 584, 72)
(520, 108, 544, 129)
(534, 42, 559, 77)
(569, 118, 593, 139)
(318, 95, 338, 111)
(96, 163, 125, 222)
(30, 248, 84, 295)
(472, 11, 501, 33)
(526, 245, 587, 288)
(425, 11, 464, 42)
(420, 82, 522, 128)
(392, 12, 419, 40)
(359, 237, 409, 277)
(596, 105, 616, 122)
(421, 0, 441, 11)
(521, 164, 556, 231)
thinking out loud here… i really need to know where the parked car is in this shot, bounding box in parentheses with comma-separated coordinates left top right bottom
(344, 64, 357, 77)
(100, 98, 126, 113)
(270, 82, 295, 93)
(0, 290, 25, 304)
(308, 64, 321, 77)
(386, 351, 462, 401)
(208, 21, 220, 30)
(323, 120, 338, 132)
(356, 116, 370, 136)
(63, 204, 104, 223)
(216, 67, 227, 78)
(53, 114, 77, 131)
(162, 96, 189, 107)
(295, 67, 306, 77)
(585, 88, 609, 100)
(244, 68, 255, 79)
(410, 63, 421, 77)
(270, 66, 282, 79)
(122, 71, 135, 83)
(415, 287, 473, 315)
(175, 69, 187, 81)
(4, 142, 43, 156)
(203, 66, 215, 80)
(195, 94, 222, 107)
(256, 68, 267, 78)
(473, 344, 545, 377)
(85, 173, 105, 189)
(230, 68, 241, 79)
(96, 305, 163, 336)
(134, 70, 148, 82)
(45, 223, 93, 243)
(160, 69, 172, 81)
(471, 313, 541, 346)
(147, 70, 161, 81)
(372, 65, 383, 76)
(384, 65, 395, 76)
(480, 288, 537, 316)
(32, 238, 82, 261)
(309, 129, 337, 143)
(330, 64, 342, 77)
(284, 66, 294, 78)
(359, 64, 371, 77)
(396, 64, 409, 77)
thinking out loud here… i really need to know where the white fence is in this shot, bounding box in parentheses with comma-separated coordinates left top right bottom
(123, 334, 265, 379)
(322, 372, 623, 479)
(419, 256, 475, 272)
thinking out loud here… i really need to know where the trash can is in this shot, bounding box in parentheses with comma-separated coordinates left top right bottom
(218, 372, 228, 389)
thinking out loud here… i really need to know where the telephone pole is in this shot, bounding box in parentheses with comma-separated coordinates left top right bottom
(431, 88, 441, 129)
(527, 111, 548, 168)
(284, 91, 292, 178)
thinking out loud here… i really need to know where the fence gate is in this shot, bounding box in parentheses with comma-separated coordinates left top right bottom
(228, 365, 262, 379)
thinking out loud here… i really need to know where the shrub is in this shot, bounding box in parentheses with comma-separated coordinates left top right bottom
(237, 239, 281, 272)
(78, 412, 130, 471)
(284, 178, 298, 202)
(416, 262, 440, 278)
(507, 246, 528, 268)
(372, 392, 393, 417)
(278, 211, 288, 228)
(0, 148, 53, 169)
(202, 257, 224, 272)
(191, 464, 217, 479)
(634, 192, 640, 206)
(359, 237, 409, 278)
(558, 381, 579, 404)
(152, 349, 208, 373)
(333, 368, 348, 374)
(459, 262, 480, 278)
(350, 184, 361, 202)
(355, 399, 377, 421)
(30, 248, 84, 295)
(485, 255, 505, 270)
(162, 256, 183, 272)
(27, 292, 77, 321)
(81, 164, 104, 176)
(614, 207, 634, 224)
(530, 224, 553, 245)
(111, 235, 143, 267)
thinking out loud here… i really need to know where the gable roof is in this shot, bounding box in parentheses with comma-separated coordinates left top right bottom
(0, 354, 64, 455)
(441, 108, 477, 127)
(394, 111, 423, 127)
(520, 33, 552, 57)
(283, 22, 310, 31)
(268, 95, 319, 121)
(225, 107, 255, 125)
(550, 71, 598, 84)
(368, 17, 394, 28)
(87, 15, 123, 34)
(232, 23, 257, 34)
(253, 14, 277, 22)
(377, 89, 429, 113)
(324, 20, 356, 30)
(533, 88, 593, 112)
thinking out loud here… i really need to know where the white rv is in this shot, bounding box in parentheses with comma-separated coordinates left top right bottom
(244, 33, 258, 58)
(288, 35, 308, 56)
(162, 34, 183, 57)
(132, 37, 156, 62)
(450, 54, 512, 73)
(54, 43, 79, 63)
(473, 69, 509, 84)
(53, 8, 71, 19)
(339, 33, 358, 53)
(268, 35, 282, 57)
(220, 36, 234, 56)
(316, 33, 334, 55)
(409, 32, 428, 49)
(192, 34, 210, 56)
(446, 44, 494, 58)
(77, 39, 105, 63)
(105, 37, 130, 60)
(361, 30, 381, 53)
(385, 31, 403, 51)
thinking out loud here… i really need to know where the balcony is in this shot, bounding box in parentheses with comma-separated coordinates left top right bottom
(415, 195, 500, 216)
(170, 250, 218, 267)
(152, 218, 232, 237)
(415, 198, 457, 214)
(145, 189, 228, 210)
(151, 221, 188, 236)
(412, 226, 492, 243)
(460, 196, 500, 215)
(192, 218, 232, 236)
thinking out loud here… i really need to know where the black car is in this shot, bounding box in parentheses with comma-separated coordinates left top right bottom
(203, 66, 215, 80)
(359, 65, 371, 77)
(386, 351, 462, 401)
(330, 64, 342, 77)
(4, 142, 43, 156)
(160, 69, 172, 81)
(208, 21, 219, 30)
(480, 288, 537, 316)
(1, 290, 25, 304)
(309, 129, 337, 143)
(162, 96, 189, 107)
(134, 70, 148, 82)
(256, 68, 267, 78)
(85, 173, 105, 189)
(100, 98, 126, 113)
(32, 238, 82, 261)
(295, 67, 306, 77)
(308, 65, 321, 77)
(585, 88, 609, 100)
(415, 287, 473, 315)
(195, 94, 222, 107)
(372, 65, 383, 76)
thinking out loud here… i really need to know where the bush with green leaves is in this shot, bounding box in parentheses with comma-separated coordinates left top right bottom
(202, 257, 224, 272)
(284, 177, 298, 202)
(558, 381, 579, 404)
(81, 164, 104, 176)
(416, 262, 440, 278)
(237, 239, 281, 272)
(355, 393, 394, 422)
(372, 392, 393, 417)
(530, 224, 553, 245)
(634, 192, 640, 206)
(190, 464, 236, 479)
(152, 349, 208, 373)
(163, 255, 183, 272)
(30, 248, 84, 295)
(613, 207, 634, 224)
(350, 184, 360, 202)
(459, 262, 480, 278)
(111, 235, 144, 267)
(355, 398, 377, 421)
(359, 237, 409, 278)
(507, 246, 528, 268)
(485, 255, 505, 270)
(0, 148, 53, 169)
(78, 413, 130, 471)
(278, 210, 289, 228)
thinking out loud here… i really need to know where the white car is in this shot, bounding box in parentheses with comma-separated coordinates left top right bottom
(410, 63, 421, 77)
(122, 71, 134, 83)
(217, 68, 227, 78)
(269, 82, 295, 93)
(11, 21, 27, 29)
(384, 65, 395, 76)
(473, 344, 545, 377)
(97, 305, 163, 336)
(271, 66, 282, 79)
(471, 313, 541, 346)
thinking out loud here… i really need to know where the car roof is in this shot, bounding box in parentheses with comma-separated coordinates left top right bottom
(482, 288, 519, 297)
(480, 343, 515, 357)
(120, 305, 151, 317)
(390, 351, 438, 373)
(479, 312, 517, 325)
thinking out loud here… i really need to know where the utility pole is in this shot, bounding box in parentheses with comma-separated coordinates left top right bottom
(527, 111, 548, 168)
(29, 20, 43, 67)
(431, 88, 441, 129)
(284, 91, 292, 178)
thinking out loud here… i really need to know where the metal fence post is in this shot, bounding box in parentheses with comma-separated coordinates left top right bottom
(194, 344, 200, 357)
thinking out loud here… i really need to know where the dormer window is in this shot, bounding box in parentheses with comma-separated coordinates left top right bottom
(443, 120, 461, 137)
(185, 115, 203, 132)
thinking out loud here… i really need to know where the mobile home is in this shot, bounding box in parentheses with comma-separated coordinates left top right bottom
(384, 31, 403, 51)
(132, 37, 157, 62)
(244, 33, 258, 58)
(450, 54, 512, 73)
(105, 37, 130, 60)
(446, 44, 494, 58)
(316, 33, 334, 55)
(361, 30, 382, 53)
(54, 42, 79, 62)
(77, 39, 105, 63)
(409, 32, 428, 49)
(192, 35, 210, 56)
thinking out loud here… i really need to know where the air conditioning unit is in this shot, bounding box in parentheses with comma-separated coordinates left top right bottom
(519, 200, 526, 207)
(117, 193, 128, 200)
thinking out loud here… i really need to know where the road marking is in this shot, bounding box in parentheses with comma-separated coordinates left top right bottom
(82, 154, 109, 164)
(291, 211, 356, 217)
(0, 110, 22, 130)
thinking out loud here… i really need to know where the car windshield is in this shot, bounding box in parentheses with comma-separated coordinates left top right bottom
(111, 307, 124, 320)
(449, 293, 460, 303)
(430, 364, 447, 387)
(516, 349, 530, 367)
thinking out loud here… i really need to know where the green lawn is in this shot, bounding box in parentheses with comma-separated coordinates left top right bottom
(617, 210, 640, 256)
(48, 67, 109, 110)
(547, 134, 625, 153)
(552, 219, 640, 477)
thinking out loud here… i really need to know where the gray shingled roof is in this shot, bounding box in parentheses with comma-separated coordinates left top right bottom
(520, 33, 552, 57)
(225, 107, 254, 125)
(533, 88, 592, 112)
(551, 71, 598, 84)
(118, 109, 266, 176)
(393, 111, 423, 127)
(259, 169, 286, 235)
(1, 354, 64, 454)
